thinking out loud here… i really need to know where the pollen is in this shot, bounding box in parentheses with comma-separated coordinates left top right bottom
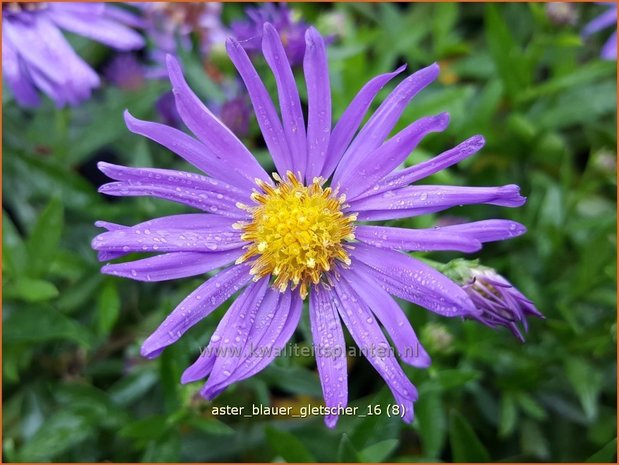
(236, 172, 356, 299)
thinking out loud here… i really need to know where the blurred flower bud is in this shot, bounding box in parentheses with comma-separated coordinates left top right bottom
(546, 2, 578, 26)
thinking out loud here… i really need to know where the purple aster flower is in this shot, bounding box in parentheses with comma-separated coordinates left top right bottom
(219, 94, 251, 138)
(583, 3, 617, 60)
(2, 2, 144, 107)
(459, 263, 544, 342)
(136, 2, 226, 78)
(92, 24, 531, 427)
(104, 53, 146, 91)
(230, 3, 308, 67)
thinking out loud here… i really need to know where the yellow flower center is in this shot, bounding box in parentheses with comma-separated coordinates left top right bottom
(235, 172, 356, 299)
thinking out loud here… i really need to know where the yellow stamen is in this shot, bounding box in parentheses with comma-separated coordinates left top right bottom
(238, 172, 356, 299)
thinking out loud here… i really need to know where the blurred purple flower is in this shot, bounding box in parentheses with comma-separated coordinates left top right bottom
(104, 53, 145, 91)
(2, 2, 144, 107)
(93, 24, 530, 427)
(219, 94, 251, 138)
(583, 3, 617, 60)
(136, 2, 226, 78)
(230, 3, 308, 66)
(463, 265, 543, 341)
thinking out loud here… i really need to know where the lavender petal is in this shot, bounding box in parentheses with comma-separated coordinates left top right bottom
(48, 10, 144, 50)
(350, 243, 478, 317)
(303, 27, 332, 182)
(166, 55, 271, 185)
(340, 113, 450, 200)
(140, 263, 252, 358)
(123, 111, 256, 191)
(355, 225, 482, 253)
(332, 63, 440, 184)
(321, 65, 407, 179)
(343, 268, 431, 368)
(310, 286, 348, 428)
(333, 276, 418, 402)
(349, 184, 527, 221)
(101, 250, 243, 282)
(226, 38, 294, 175)
(360, 135, 485, 200)
(262, 23, 307, 176)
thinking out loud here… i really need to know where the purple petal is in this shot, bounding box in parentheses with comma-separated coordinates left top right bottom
(101, 250, 243, 282)
(342, 269, 430, 368)
(97, 163, 249, 218)
(303, 27, 332, 182)
(101, 4, 146, 28)
(262, 23, 307, 176)
(332, 63, 440, 184)
(339, 113, 450, 200)
(350, 243, 478, 317)
(320, 65, 407, 179)
(332, 277, 418, 402)
(310, 286, 348, 428)
(180, 288, 263, 384)
(200, 290, 303, 399)
(221, 291, 300, 383)
(199, 278, 270, 393)
(165, 55, 270, 185)
(92, 219, 244, 255)
(601, 31, 617, 59)
(361, 135, 485, 199)
(226, 38, 294, 175)
(1, 31, 40, 107)
(48, 2, 105, 15)
(349, 184, 527, 221)
(48, 10, 144, 50)
(140, 263, 253, 358)
(355, 219, 526, 252)
(583, 7, 617, 36)
(355, 225, 482, 253)
(123, 111, 255, 191)
(437, 219, 527, 242)
(4, 15, 100, 105)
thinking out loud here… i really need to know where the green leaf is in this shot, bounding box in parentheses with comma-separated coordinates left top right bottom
(415, 389, 446, 458)
(449, 411, 491, 462)
(4, 306, 91, 347)
(337, 434, 361, 462)
(120, 415, 170, 441)
(359, 439, 399, 462)
(484, 4, 529, 98)
(3, 210, 27, 276)
(565, 358, 603, 421)
(517, 60, 616, 102)
(265, 426, 316, 462)
(18, 410, 93, 462)
(96, 281, 120, 336)
(26, 197, 63, 278)
(586, 438, 617, 463)
(5, 277, 59, 302)
(498, 393, 518, 437)
(187, 417, 235, 436)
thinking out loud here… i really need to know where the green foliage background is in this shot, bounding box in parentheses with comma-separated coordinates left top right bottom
(3, 3, 617, 463)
